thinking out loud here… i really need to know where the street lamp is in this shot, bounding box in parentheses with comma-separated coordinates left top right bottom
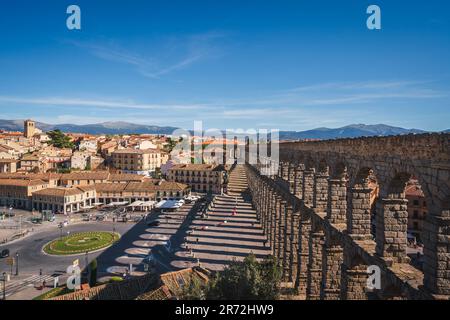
(59, 224, 63, 241)
(85, 251, 89, 276)
(2, 272, 6, 300)
(15, 252, 19, 276)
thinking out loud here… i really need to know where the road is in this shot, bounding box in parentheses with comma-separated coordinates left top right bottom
(0, 221, 134, 276)
(0, 203, 199, 299)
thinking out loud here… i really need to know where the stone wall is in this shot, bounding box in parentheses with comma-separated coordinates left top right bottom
(246, 133, 450, 300)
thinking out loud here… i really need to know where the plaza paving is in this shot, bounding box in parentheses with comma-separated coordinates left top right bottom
(171, 165, 271, 271)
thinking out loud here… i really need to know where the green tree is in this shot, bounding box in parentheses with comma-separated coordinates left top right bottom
(179, 275, 207, 300)
(165, 137, 182, 153)
(89, 258, 98, 287)
(47, 129, 75, 149)
(206, 254, 282, 300)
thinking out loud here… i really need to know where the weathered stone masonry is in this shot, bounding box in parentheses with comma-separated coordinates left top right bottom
(247, 133, 450, 300)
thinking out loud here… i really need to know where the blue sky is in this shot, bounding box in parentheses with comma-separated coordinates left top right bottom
(0, 0, 449, 131)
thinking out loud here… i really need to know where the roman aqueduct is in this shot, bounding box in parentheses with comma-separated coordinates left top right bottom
(245, 133, 450, 300)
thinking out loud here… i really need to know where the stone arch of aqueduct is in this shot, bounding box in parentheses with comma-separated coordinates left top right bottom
(245, 133, 450, 300)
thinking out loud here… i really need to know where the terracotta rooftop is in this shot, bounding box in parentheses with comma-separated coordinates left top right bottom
(0, 179, 47, 187)
(61, 171, 110, 180)
(108, 173, 147, 182)
(94, 183, 128, 193)
(33, 187, 83, 197)
(169, 164, 225, 171)
(136, 267, 210, 300)
(405, 184, 425, 197)
(0, 159, 18, 163)
(112, 148, 160, 155)
(0, 173, 62, 181)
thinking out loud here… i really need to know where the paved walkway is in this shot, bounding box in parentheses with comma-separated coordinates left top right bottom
(171, 165, 271, 271)
(1, 273, 56, 300)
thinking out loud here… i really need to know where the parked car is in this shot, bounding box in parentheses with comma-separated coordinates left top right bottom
(147, 220, 161, 227)
(1, 249, 10, 258)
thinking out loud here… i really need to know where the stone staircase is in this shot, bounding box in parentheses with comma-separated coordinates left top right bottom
(227, 165, 248, 196)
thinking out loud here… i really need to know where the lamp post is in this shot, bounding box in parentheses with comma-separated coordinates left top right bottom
(2, 272, 6, 300)
(113, 217, 116, 234)
(15, 252, 19, 276)
(85, 251, 89, 276)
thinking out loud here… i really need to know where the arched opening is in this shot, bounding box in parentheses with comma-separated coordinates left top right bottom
(377, 172, 429, 271)
(404, 178, 427, 269)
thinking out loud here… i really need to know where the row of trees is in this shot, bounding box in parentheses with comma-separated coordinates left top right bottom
(180, 254, 282, 300)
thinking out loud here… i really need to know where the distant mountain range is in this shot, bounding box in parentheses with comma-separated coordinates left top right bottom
(0, 119, 447, 140)
(0, 119, 178, 135)
(278, 124, 429, 140)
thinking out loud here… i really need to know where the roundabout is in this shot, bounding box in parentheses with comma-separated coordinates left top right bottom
(43, 231, 120, 256)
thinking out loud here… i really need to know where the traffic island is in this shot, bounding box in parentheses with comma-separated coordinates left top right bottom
(43, 231, 120, 256)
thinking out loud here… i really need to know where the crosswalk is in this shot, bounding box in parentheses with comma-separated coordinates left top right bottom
(2, 274, 55, 298)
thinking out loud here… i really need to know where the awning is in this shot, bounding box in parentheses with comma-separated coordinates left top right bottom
(155, 200, 184, 209)
(105, 201, 129, 207)
(127, 201, 144, 207)
(127, 201, 156, 208)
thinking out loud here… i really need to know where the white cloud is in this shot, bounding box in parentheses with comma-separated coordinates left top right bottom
(0, 96, 208, 111)
(67, 31, 226, 79)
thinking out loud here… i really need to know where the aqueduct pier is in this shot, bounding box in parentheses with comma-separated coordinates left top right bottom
(246, 133, 450, 299)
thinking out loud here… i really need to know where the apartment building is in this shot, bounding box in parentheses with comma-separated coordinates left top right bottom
(71, 150, 93, 170)
(32, 185, 97, 214)
(19, 153, 42, 172)
(95, 180, 190, 204)
(112, 148, 163, 176)
(0, 171, 189, 213)
(0, 159, 18, 173)
(166, 164, 226, 194)
(406, 181, 427, 242)
(60, 171, 111, 187)
(79, 139, 98, 153)
(0, 179, 48, 210)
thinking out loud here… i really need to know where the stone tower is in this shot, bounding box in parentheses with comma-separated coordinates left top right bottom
(24, 119, 35, 138)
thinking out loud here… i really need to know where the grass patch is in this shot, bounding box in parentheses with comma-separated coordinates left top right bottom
(43, 231, 120, 255)
(33, 286, 72, 300)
